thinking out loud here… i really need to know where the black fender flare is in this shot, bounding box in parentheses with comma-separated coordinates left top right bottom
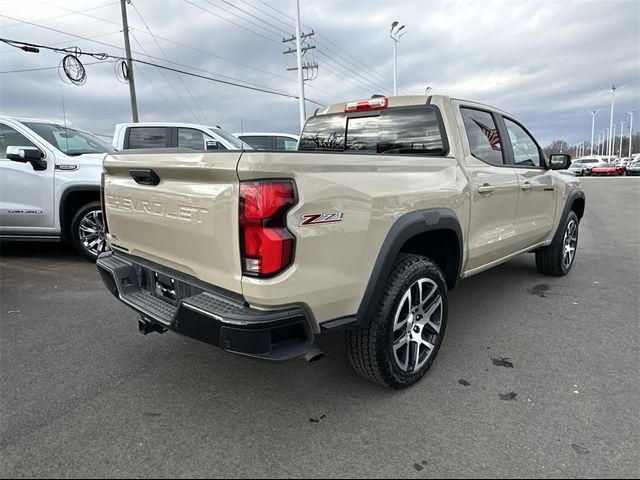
(59, 185, 100, 239)
(550, 189, 586, 245)
(355, 208, 463, 326)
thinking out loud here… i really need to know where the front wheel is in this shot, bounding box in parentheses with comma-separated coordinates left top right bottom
(71, 201, 109, 261)
(535, 211, 579, 276)
(346, 254, 448, 389)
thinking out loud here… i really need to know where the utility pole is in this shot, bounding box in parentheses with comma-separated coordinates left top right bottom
(282, 0, 316, 133)
(120, 0, 139, 122)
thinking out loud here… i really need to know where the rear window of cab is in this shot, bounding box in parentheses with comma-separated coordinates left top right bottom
(298, 105, 448, 156)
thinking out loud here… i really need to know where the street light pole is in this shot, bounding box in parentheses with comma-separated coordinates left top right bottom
(600, 130, 605, 156)
(607, 85, 617, 158)
(390, 21, 406, 96)
(619, 119, 624, 159)
(588, 109, 599, 156)
(629, 111, 635, 158)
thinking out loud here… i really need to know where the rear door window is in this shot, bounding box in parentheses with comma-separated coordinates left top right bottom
(126, 127, 170, 149)
(461, 108, 505, 166)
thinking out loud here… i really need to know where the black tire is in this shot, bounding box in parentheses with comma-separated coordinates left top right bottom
(346, 254, 448, 389)
(535, 211, 579, 276)
(71, 201, 108, 261)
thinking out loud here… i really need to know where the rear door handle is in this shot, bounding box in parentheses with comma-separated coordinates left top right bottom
(521, 182, 532, 191)
(478, 184, 495, 194)
(130, 169, 160, 186)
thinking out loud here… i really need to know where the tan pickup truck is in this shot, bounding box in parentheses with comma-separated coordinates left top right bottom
(97, 95, 585, 389)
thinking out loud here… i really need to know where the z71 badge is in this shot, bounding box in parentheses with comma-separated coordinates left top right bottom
(299, 212, 344, 226)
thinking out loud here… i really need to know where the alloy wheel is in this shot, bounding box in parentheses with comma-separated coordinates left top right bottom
(391, 278, 443, 373)
(78, 209, 108, 257)
(562, 219, 578, 270)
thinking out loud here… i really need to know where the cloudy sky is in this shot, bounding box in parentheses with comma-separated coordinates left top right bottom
(0, 0, 638, 148)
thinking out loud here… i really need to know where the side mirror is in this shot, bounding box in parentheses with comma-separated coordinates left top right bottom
(6, 146, 47, 171)
(205, 140, 221, 151)
(548, 153, 571, 171)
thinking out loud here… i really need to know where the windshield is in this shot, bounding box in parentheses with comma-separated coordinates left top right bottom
(209, 127, 252, 150)
(24, 122, 115, 156)
(299, 105, 447, 155)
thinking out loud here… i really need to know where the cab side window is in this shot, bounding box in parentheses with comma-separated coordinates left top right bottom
(503, 118, 543, 168)
(0, 123, 36, 159)
(276, 136, 297, 150)
(126, 127, 169, 149)
(178, 128, 205, 150)
(461, 108, 505, 166)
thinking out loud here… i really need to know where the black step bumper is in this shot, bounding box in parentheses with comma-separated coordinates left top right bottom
(96, 252, 314, 361)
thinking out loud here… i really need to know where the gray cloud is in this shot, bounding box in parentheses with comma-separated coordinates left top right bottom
(0, 0, 638, 148)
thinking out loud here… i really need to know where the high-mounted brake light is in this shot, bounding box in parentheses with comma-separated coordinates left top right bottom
(344, 97, 388, 112)
(239, 180, 297, 277)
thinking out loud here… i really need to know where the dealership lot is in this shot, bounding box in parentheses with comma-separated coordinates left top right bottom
(1, 177, 638, 478)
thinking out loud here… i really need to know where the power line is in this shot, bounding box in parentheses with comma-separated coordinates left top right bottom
(0, 36, 326, 106)
(315, 50, 391, 94)
(0, 1, 118, 29)
(236, 0, 292, 30)
(132, 60, 189, 122)
(129, 31, 204, 123)
(250, 0, 409, 95)
(21, 0, 333, 99)
(129, 1, 210, 124)
(0, 60, 107, 74)
(182, 0, 281, 45)
(207, 0, 289, 36)
(133, 58, 326, 106)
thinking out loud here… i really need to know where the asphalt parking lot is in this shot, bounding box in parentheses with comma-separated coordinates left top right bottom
(1, 177, 638, 478)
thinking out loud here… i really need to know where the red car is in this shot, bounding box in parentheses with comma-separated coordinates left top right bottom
(591, 163, 625, 176)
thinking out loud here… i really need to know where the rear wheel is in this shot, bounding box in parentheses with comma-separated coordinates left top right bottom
(71, 201, 109, 261)
(535, 211, 579, 276)
(346, 254, 448, 389)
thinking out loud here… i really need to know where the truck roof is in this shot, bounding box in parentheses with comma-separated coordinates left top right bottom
(313, 94, 512, 118)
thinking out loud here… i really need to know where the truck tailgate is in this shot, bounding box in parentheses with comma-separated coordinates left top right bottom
(102, 150, 243, 294)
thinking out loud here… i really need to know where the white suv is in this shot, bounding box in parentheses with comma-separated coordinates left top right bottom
(0, 115, 115, 259)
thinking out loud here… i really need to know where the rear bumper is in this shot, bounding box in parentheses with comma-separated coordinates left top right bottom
(96, 252, 314, 361)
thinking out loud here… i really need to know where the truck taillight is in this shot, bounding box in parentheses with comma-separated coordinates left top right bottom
(100, 171, 109, 234)
(239, 180, 297, 277)
(344, 97, 388, 112)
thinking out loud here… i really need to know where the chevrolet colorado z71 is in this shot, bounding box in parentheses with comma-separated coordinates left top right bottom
(97, 95, 585, 389)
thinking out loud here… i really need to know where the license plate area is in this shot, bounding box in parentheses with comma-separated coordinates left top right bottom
(153, 272, 178, 305)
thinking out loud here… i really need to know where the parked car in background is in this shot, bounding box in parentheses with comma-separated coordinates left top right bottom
(591, 163, 625, 176)
(574, 157, 605, 175)
(112, 123, 251, 151)
(568, 161, 588, 176)
(0, 115, 115, 260)
(234, 132, 299, 150)
(625, 158, 640, 176)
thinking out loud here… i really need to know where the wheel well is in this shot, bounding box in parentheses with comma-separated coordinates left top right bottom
(60, 189, 100, 240)
(399, 229, 460, 290)
(571, 197, 585, 220)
